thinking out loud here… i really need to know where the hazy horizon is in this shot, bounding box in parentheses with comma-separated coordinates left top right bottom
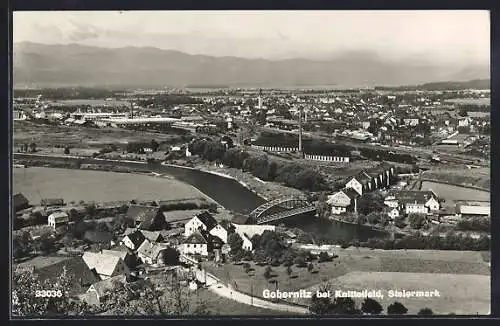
(13, 10, 490, 65)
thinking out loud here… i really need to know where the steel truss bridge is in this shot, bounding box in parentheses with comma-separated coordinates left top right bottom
(249, 197, 316, 224)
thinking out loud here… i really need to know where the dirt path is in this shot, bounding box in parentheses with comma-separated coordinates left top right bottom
(205, 274, 310, 314)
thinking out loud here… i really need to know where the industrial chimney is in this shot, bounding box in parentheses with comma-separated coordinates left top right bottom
(298, 106, 303, 156)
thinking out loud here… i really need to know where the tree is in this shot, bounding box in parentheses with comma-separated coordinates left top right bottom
(96, 222, 109, 233)
(34, 234, 56, 254)
(64, 147, 70, 155)
(459, 108, 468, 117)
(151, 139, 160, 152)
(307, 263, 314, 273)
(357, 192, 385, 216)
(161, 248, 180, 266)
(264, 266, 273, 279)
(409, 213, 427, 229)
(286, 265, 292, 277)
(227, 233, 244, 255)
(294, 256, 307, 268)
(361, 298, 383, 315)
(318, 251, 331, 263)
(387, 301, 408, 315)
(84, 204, 98, 219)
(13, 267, 93, 317)
(310, 292, 334, 314)
(332, 297, 359, 314)
(418, 307, 434, 315)
(316, 192, 331, 219)
(29, 142, 37, 153)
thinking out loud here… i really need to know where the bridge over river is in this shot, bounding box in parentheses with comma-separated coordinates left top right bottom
(248, 197, 317, 224)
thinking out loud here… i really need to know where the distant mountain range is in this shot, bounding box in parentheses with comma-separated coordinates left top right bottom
(375, 79, 490, 91)
(13, 42, 490, 89)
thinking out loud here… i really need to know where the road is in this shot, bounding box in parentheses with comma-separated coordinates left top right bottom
(206, 277, 310, 315)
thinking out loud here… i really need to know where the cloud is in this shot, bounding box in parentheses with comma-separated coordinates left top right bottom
(67, 20, 101, 42)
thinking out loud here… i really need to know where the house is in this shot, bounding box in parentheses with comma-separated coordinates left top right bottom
(126, 205, 166, 231)
(33, 256, 100, 296)
(182, 228, 224, 256)
(101, 247, 137, 269)
(47, 211, 69, 229)
(405, 202, 428, 215)
(121, 230, 146, 251)
(137, 239, 169, 265)
(80, 275, 127, 306)
(184, 211, 218, 237)
(345, 173, 372, 196)
(386, 207, 400, 220)
(240, 233, 253, 251)
(140, 230, 164, 243)
(209, 223, 229, 244)
(386, 190, 440, 214)
(13, 193, 30, 212)
(458, 117, 472, 127)
(283, 230, 297, 244)
(82, 251, 130, 280)
(327, 188, 359, 215)
(183, 231, 209, 256)
(40, 198, 65, 207)
(83, 231, 113, 245)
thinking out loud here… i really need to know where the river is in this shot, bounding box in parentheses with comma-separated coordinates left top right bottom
(13, 154, 388, 242)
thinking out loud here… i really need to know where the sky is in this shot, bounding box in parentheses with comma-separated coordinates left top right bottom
(13, 10, 490, 64)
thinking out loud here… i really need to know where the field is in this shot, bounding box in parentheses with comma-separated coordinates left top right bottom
(421, 181, 490, 202)
(13, 167, 205, 204)
(444, 98, 490, 106)
(13, 121, 184, 149)
(49, 99, 130, 106)
(324, 272, 490, 315)
(422, 167, 490, 191)
(203, 248, 490, 314)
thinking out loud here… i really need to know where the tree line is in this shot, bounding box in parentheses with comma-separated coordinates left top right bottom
(188, 139, 328, 191)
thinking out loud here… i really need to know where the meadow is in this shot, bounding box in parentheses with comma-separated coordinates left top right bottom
(13, 167, 204, 204)
(203, 248, 490, 315)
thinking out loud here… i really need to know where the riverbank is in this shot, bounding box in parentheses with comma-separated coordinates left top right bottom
(167, 158, 307, 202)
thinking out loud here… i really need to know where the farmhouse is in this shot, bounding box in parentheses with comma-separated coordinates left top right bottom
(385, 190, 440, 214)
(345, 173, 372, 196)
(182, 230, 224, 256)
(209, 223, 229, 244)
(80, 275, 127, 306)
(121, 230, 146, 251)
(101, 247, 137, 269)
(33, 256, 100, 295)
(82, 251, 130, 280)
(184, 211, 218, 237)
(47, 211, 69, 229)
(183, 231, 209, 256)
(139, 230, 164, 243)
(126, 205, 166, 231)
(327, 188, 359, 215)
(136, 239, 169, 265)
